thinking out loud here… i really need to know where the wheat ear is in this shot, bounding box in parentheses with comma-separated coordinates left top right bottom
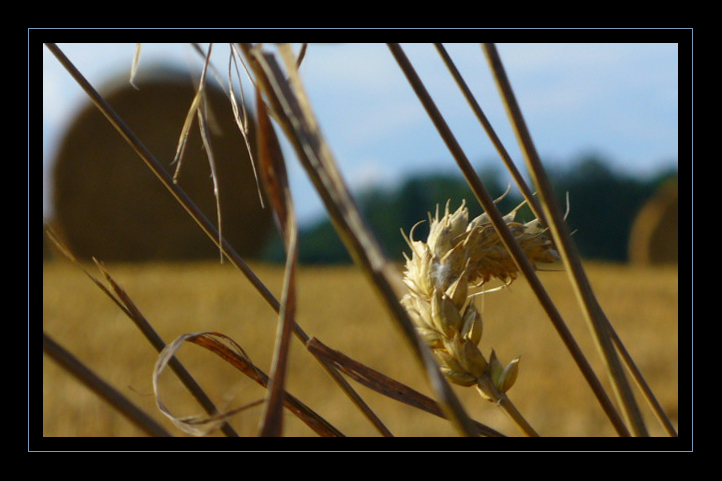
(401, 200, 558, 436)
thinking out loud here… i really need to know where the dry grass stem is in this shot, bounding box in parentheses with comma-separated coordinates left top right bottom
(307, 337, 505, 437)
(43, 332, 173, 438)
(433, 43, 546, 226)
(254, 84, 298, 436)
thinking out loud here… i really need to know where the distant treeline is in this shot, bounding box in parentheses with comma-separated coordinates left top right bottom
(260, 156, 678, 264)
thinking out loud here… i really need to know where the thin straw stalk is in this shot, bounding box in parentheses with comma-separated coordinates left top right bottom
(388, 42, 631, 437)
(475, 378, 538, 437)
(611, 329, 678, 436)
(255, 85, 299, 436)
(43, 332, 173, 438)
(482, 43, 648, 437)
(433, 43, 546, 227)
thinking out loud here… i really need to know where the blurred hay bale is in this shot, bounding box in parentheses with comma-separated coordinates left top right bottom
(629, 179, 678, 265)
(52, 67, 271, 262)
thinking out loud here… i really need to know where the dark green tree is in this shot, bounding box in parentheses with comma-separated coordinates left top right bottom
(260, 157, 677, 264)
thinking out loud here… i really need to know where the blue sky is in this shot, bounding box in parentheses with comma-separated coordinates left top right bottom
(43, 43, 678, 225)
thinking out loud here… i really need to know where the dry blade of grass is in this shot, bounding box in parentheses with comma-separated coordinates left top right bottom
(172, 43, 225, 263)
(186, 332, 344, 437)
(152, 332, 262, 436)
(153, 331, 344, 437)
(227, 43, 265, 209)
(254, 84, 298, 436)
(306, 337, 505, 437)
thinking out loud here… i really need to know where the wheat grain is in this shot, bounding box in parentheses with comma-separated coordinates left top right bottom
(401, 199, 557, 410)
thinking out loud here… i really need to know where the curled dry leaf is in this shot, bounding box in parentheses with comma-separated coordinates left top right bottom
(152, 332, 262, 437)
(153, 331, 343, 437)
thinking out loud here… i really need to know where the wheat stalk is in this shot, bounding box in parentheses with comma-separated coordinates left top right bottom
(401, 199, 558, 436)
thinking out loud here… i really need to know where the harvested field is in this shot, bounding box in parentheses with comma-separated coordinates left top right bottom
(42, 260, 678, 437)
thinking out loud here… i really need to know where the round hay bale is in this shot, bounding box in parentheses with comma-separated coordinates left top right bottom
(52, 67, 271, 262)
(629, 179, 678, 265)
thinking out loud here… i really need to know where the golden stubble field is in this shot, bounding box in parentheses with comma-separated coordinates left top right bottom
(42, 259, 678, 437)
